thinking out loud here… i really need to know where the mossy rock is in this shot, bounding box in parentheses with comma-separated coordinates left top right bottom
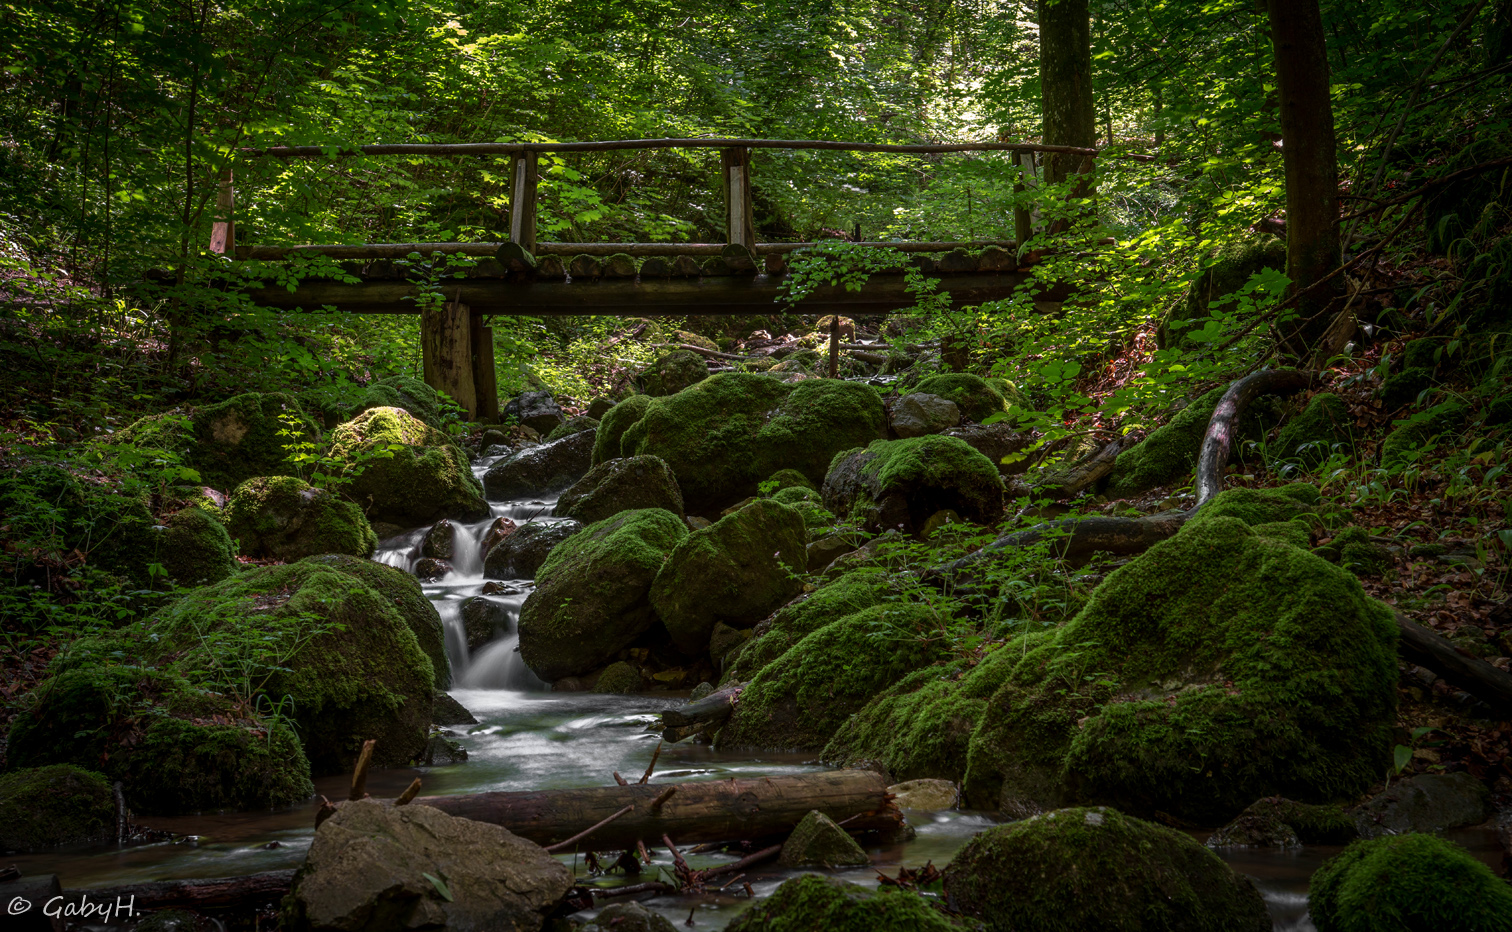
(1158, 235, 1286, 349)
(1308, 834, 1512, 932)
(962, 515, 1398, 822)
(159, 505, 239, 586)
(722, 571, 891, 685)
(941, 807, 1271, 932)
(910, 374, 1009, 423)
(111, 412, 192, 456)
(1185, 484, 1318, 529)
(725, 874, 973, 932)
(1314, 526, 1392, 577)
(147, 562, 435, 775)
(355, 375, 443, 427)
(1251, 519, 1312, 548)
(618, 373, 887, 513)
(1273, 393, 1355, 466)
(1207, 796, 1357, 848)
(718, 603, 950, 751)
(822, 435, 1004, 536)
(329, 407, 488, 527)
(299, 553, 451, 689)
(0, 463, 161, 588)
(581, 903, 677, 932)
(765, 468, 816, 492)
(1107, 386, 1277, 497)
(650, 499, 808, 654)
(225, 476, 377, 561)
(5, 667, 314, 815)
(518, 509, 689, 681)
(1380, 366, 1434, 410)
(0, 764, 116, 851)
(546, 415, 600, 443)
(1380, 402, 1469, 467)
(191, 392, 320, 491)
(771, 485, 820, 505)
(554, 455, 685, 525)
(778, 810, 869, 867)
(595, 661, 643, 694)
(638, 350, 709, 397)
(592, 394, 654, 466)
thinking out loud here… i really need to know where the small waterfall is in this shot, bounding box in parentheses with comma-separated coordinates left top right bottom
(460, 634, 548, 690)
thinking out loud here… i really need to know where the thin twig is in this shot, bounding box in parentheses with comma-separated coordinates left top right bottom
(349, 739, 376, 801)
(544, 803, 636, 854)
(395, 778, 422, 806)
(639, 740, 664, 785)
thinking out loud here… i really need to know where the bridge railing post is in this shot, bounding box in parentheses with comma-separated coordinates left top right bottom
(422, 295, 478, 420)
(722, 147, 755, 250)
(509, 151, 539, 252)
(209, 167, 235, 255)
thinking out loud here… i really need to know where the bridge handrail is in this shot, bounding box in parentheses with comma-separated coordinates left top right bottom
(242, 137, 1116, 159)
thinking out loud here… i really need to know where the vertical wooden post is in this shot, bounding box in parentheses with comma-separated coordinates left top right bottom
(422, 296, 477, 420)
(827, 314, 840, 379)
(509, 151, 539, 252)
(209, 167, 234, 255)
(471, 314, 499, 423)
(1012, 151, 1036, 248)
(722, 147, 755, 249)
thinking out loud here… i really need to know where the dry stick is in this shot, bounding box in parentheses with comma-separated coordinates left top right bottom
(395, 779, 422, 807)
(717, 873, 746, 892)
(637, 839, 653, 863)
(349, 739, 376, 801)
(651, 786, 678, 812)
(595, 880, 678, 898)
(640, 740, 664, 785)
(612, 772, 629, 786)
(544, 803, 637, 854)
(698, 843, 782, 880)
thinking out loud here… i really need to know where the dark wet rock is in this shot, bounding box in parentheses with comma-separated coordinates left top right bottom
(285, 798, 572, 932)
(483, 429, 596, 499)
(942, 807, 1271, 932)
(483, 520, 582, 580)
(432, 691, 477, 726)
(891, 393, 961, 438)
(414, 557, 451, 580)
(1352, 772, 1492, 839)
(504, 390, 566, 435)
(460, 596, 512, 651)
(594, 661, 644, 694)
(822, 435, 1004, 536)
(421, 519, 455, 559)
(580, 902, 677, 932)
(778, 810, 869, 867)
(1207, 797, 1356, 848)
(419, 733, 468, 766)
(0, 764, 116, 851)
(725, 875, 968, 932)
(554, 455, 685, 525)
(481, 516, 518, 554)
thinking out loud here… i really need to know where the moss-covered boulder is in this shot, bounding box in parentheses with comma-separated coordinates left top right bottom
(483, 428, 596, 500)
(518, 509, 689, 681)
(158, 505, 239, 586)
(719, 603, 950, 751)
(1207, 797, 1357, 848)
(962, 515, 1397, 822)
(771, 485, 836, 532)
(650, 500, 808, 654)
(778, 810, 870, 867)
(0, 764, 116, 851)
(225, 476, 377, 561)
(329, 407, 488, 527)
(1380, 366, 1435, 410)
(638, 349, 709, 396)
(191, 392, 320, 491)
(592, 394, 653, 466)
(6, 666, 314, 815)
(910, 374, 1009, 423)
(1314, 526, 1392, 577)
(595, 661, 644, 694)
(582, 903, 677, 932)
(355, 375, 442, 427)
(822, 435, 1004, 536)
(725, 875, 971, 932)
(617, 373, 887, 512)
(299, 553, 451, 689)
(1107, 385, 1276, 497)
(1272, 393, 1355, 465)
(1158, 235, 1286, 350)
(1380, 402, 1469, 467)
(1308, 834, 1512, 932)
(148, 562, 435, 774)
(554, 455, 684, 525)
(722, 571, 890, 685)
(1184, 483, 1318, 529)
(546, 415, 599, 442)
(942, 807, 1271, 932)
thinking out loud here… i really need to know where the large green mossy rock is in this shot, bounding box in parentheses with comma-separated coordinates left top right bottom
(638, 349, 709, 396)
(910, 373, 1010, 423)
(149, 562, 435, 774)
(1184, 483, 1318, 528)
(722, 571, 890, 685)
(1106, 386, 1276, 498)
(650, 499, 808, 654)
(962, 514, 1397, 822)
(617, 373, 887, 512)
(1273, 393, 1355, 465)
(718, 603, 949, 751)
(300, 553, 451, 689)
(1308, 834, 1512, 932)
(1157, 235, 1286, 350)
(192, 392, 321, 491)
(822, 435, 1004, 536)
(592, 394, 653, 466)
(158, 506, 239, 586)
(941, 807, 1271, 932)
(6, 666, 313, 815)
(554, 455, 684, 525)
(725, 874, 973, 932)
(0, 764, 116, 851)
(329, 407, 488, 527)
(225, 476, 377, 561)
(518, 509, 689, 682)
(355, 375, 443, 427)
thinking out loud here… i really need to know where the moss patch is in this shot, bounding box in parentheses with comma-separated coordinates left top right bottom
(191, 392, 320, 491)
(546, 415, 600, 442)
(225, 476, 377, 561)
(0, 764, 116, 851)
(723, 571, 892, 684)
(299, 553, 451, 689)
(1308, 834, 1512, 932)
(638, 350, 710, 396)
(159, 506, 239, 586)
(1106, 385, 1282, 497)
(592, 393, 653, 466)
(911, 374, 1008, 423)
(1273, 393, 1355, 465)
(725, 874, 972, 932)
(822, 435, 1004, 535)
(329, 407, 488, 527)
(941, 807, 1271, 932)
(595, 661, 644, 693)
(1186, 484, 1319, 530)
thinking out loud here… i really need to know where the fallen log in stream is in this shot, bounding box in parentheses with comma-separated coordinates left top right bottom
(55, 870, 296, 913)
(416, 768, 901, 852)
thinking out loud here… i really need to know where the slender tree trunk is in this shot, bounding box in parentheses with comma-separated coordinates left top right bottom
(1038, 0, 1096, 185)
(1265, 0, 1342, 357)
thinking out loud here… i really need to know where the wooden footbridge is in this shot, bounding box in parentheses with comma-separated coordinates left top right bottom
(213, 136, 1103, 418)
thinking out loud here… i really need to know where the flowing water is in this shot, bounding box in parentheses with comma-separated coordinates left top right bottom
(9, 451, 1505, 929)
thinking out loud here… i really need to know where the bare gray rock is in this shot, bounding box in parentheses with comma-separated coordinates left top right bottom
(891, 393, 961, 438)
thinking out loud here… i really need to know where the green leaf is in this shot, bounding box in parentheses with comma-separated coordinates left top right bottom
(1393, 744, 1412, 774)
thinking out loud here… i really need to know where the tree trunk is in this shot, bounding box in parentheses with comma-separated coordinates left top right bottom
(1266, 0, 1342, 358)
(1039, 0, 1096, 185)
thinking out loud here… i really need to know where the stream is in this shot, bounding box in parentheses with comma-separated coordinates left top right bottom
(8, 451, 1504, 930)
